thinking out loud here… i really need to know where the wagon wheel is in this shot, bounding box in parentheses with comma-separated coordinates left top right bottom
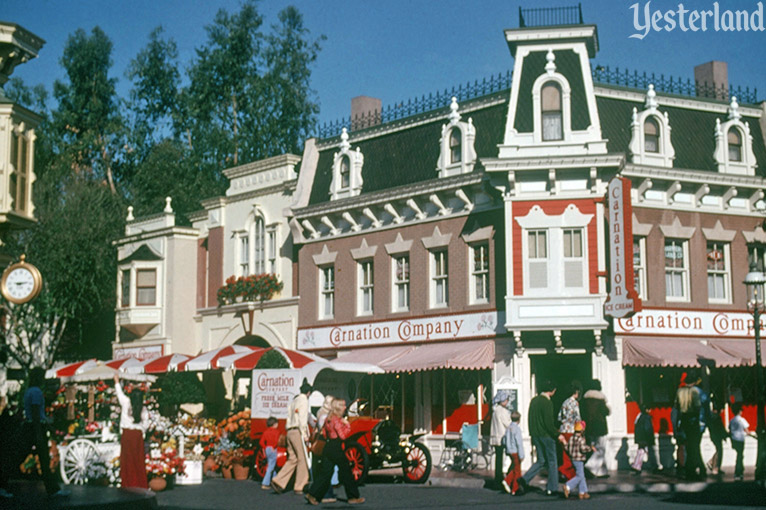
(254, 447, 268, 480)
(60, 438, 99, 485)
(403, 442, 432, 484)
(345, 441, 369, 484)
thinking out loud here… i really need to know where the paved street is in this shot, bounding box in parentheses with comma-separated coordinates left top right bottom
(154, 478, 766, 510)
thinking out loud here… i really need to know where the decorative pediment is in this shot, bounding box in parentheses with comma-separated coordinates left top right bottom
(742, 225, 766, 244)
(628, 85, 675, 168)
(658, 217, 696, 239)
(421, 226, 452, 249)
(462, 224, 494, 243)
(713, 97, 757, 176)
(385, 233, 413, 255)
(350, 239, 377, 260)
(702, 220, 736, 242)
(118, 243, 163, 264)
(312, 245, 337, 266)
(632, 213, 653, 237)
(516, 203, 593, 229)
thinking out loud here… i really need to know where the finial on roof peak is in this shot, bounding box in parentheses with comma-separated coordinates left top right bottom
(164, 196, 173, 213)
(340, 127, 350, 151)
(126, 206, 134, 221)
(645, 84, 658, 110)
(728, 96, 741, 120)
(448, 96, 461, 125)
(545, 48, 556, 75)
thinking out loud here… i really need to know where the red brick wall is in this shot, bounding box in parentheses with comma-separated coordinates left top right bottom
(207, 227, 224, 308)
(197, 238, 208, 309)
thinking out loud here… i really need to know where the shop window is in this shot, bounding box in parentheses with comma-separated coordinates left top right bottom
(358, 260, 374, 315)
(528, 230, 548, 289)
(728, 127, 742, 162)
(664, 239, 688, 300)
(449, 128, 462, 164)
(253, 217, 265, 273)
(562, 228, 583, 288)
(136, 268, 157, 306)
(470, 243, 489, 304)
(320, 265, 335, 319)
(239, 235, 250, 276)
(431, 250, 449, 308)
(707, 242, 730, 303)
(393, 255, 410, 312)
(633, 237, 647, 300)
(541, 82, 563, 141)
(644, 117, 659, 153)
(121, 269, 131, 308)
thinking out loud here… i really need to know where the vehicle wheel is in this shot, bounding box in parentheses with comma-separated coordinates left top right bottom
(254, 447, 267, 480)
(345, 441, 369, 483)
(60, 438, 99, 485)
(403, 442, 432, 484)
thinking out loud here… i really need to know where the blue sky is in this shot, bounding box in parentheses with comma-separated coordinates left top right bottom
(4, 0, 765, 128)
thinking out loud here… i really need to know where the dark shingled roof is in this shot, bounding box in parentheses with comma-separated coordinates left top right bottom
(514, 50, 590, 133)
(597, 95, 766, 175)
(309, 98, 508, 205)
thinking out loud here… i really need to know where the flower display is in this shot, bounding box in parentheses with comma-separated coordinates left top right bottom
(216, 273, 283, 306)
(146, 439, 185, 480)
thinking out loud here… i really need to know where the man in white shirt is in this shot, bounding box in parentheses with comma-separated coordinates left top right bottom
(272, 379, 313, 494)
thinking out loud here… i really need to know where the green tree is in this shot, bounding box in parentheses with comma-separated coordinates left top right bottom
(51, 27, 125, 193)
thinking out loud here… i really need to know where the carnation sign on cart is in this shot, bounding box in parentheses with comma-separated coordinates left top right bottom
(251, 369, 300, 418)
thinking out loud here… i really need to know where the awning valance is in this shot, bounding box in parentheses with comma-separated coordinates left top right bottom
(337, 340, 494, 373)
(622, 336, 742, 368)
(709, 339, 766, 367)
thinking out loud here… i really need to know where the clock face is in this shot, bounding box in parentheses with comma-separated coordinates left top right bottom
(1, 260, 42, 304)
(6, 268, 36, 300)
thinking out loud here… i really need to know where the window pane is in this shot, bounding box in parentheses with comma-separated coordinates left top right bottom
(340, 156, 350, 188)
(537, 231, 547, 258)
(542, 113, 562, 141)
(121, 270, 130, 307)
(137, 269, 156, 287)
(541, 83, 561, 111)
(137, 288, 156, 305)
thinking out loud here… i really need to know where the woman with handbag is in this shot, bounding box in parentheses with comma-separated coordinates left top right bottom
(305, 399, 364, 505)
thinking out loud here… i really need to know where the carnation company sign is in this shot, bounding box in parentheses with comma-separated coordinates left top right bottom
(604, 176, 641, 318)
(297, 311, 503, 350)
(251, 369, 300, 419)
(615, 309, 766, 337)
(112, 344, 163, 361)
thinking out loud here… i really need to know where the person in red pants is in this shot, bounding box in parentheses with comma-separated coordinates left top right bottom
(114, 374, 149, 488)
(501, 411, 525, 495)
(557, 380, 582, 481)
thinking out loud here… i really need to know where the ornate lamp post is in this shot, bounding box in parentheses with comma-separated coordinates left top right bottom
(743, 263, 766, 481)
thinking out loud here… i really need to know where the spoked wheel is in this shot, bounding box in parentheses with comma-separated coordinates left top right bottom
(254, 447, 267, 479)
(345, 442, 369, 484)
(60, 438, 99, 485)
(403, 442, 432, 484)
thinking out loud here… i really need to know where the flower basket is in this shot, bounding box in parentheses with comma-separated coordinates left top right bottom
(217, 274, 284, 306)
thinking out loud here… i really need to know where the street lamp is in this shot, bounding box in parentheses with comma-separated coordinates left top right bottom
(743, 262, 766, 481)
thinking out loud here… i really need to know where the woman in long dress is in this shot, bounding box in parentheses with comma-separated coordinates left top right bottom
(113, 374, 149, 488)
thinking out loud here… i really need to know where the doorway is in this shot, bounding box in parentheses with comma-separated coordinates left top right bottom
(530, 354, 591, 413)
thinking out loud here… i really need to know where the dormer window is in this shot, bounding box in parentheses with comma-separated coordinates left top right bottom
(541, 82, 563, 141)
(437, 97, 476, 178)
(330, 128, 364, 200)
(644, 117, 659, 153)
(728, 127, 742, 162)
(340, 155, 351, 188)
(449, 128, 461, 163)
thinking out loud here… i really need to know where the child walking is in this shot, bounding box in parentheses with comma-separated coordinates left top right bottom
(260, 417, 280, 489)
(501, 411, 525, 495)
(563, 421, 592, 500)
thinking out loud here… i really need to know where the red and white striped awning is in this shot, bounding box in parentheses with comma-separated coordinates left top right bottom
(45, 359, 98, 379)
(178, 345, 260, 371)
(217, 347, 324, 370)
(122, 353, 192, 374)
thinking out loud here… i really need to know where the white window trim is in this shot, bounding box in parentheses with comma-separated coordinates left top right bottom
(330, 128, 364, 200)
(357, 260, 374, 316)
(430, 249, 449, 308)
(391, 254, 410, 312)
(714, 98, 757, 176)
(633, 236, 647, 301)
(319, 265, 335, 320)
(531, 71, 572, 144)
(469, 243, 490, 305)
(664, 239, 690, 302)
(707, 242, 731, 304)
(562, 228, 586, 290)
(628, 85, 675, 168)
(119, 261, 162, 309)
(437, 97, 477, 178)
(267, 225, 278, 275)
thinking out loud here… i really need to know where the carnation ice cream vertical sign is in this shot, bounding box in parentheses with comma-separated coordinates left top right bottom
(251, 369, 301, 418)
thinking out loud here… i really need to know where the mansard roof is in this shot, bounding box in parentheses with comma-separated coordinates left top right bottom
(308, 94, 508, 206)
(597, 94, 766, 175)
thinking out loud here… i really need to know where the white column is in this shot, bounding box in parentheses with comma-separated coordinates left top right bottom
(592, 336, 627, 471)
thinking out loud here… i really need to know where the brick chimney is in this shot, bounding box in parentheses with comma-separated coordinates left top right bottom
(351, 96, 382, 131)
(694, 61, 728, 101)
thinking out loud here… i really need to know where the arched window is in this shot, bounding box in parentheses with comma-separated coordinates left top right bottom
(644, 117, 659, 153)
(541, 82, 563, 141)
(340, 155, 350, 189)
(254, 217, 265, 273)
(728, 127, 742, 162)
(449, 128, 462, 163)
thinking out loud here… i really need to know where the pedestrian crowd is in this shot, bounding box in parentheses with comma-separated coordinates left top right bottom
(491, 369, 757, 500)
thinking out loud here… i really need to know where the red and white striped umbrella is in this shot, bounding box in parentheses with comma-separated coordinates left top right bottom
(45, 359, 98, 379)
(217, 347, 325, 370)
(125, 353, 192, 374)
(179, 345, 260, 371)
(105, 357, 144, 372)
